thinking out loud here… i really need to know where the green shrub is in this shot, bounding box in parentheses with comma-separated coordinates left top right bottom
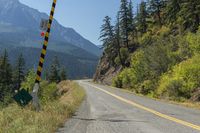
(186, 31, 200, 54)
(40, 81, 58, 104)
(21, 69, 59, 104)
(21, 69, 35, 91)
(113, 42, 174, 94)
(130, 49, 146, 83)
(113, 30, 199, 99)
(138, 32, 153, 47)
(113, 74, 123, 88)
(114, 56, 121, 66)
(113, 68, 138, 90)
(120, 48, 130, 65)
(157, 54, 200, 100)
(138, 80, 156, 95)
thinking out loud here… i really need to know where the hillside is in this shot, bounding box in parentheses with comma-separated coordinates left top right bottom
(94, 0, 200, 102)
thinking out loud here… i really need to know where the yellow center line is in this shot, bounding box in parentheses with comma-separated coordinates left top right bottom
(84, 82, 200, 131)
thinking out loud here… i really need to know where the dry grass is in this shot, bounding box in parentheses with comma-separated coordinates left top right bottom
(167, 100, 200, 110)
(0, 81, 85, 133)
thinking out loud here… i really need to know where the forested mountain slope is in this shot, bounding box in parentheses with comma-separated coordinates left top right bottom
(0, 46, 97, 79)
(94, 0, 200, 101)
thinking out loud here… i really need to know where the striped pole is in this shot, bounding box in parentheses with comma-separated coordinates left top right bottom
(36, 0, 57, 83)
(32, 0, 57, 111)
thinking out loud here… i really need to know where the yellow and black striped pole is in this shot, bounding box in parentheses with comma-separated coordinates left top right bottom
(36, 0, 57, 83)
(32, 0, 57, 111)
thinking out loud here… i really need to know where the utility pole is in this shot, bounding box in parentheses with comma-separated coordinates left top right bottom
(32, 0, 57, 111)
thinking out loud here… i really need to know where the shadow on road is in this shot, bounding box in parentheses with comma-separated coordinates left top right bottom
(72, 117, 147, 123)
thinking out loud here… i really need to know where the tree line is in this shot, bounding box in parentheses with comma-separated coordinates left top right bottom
(100, 0, 200, 67)
(0, 50, 67, 106)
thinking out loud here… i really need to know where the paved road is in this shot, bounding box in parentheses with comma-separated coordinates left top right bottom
(57, 81, 200, 133)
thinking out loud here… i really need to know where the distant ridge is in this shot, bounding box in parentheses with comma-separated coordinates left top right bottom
(0, 0, 101, 56)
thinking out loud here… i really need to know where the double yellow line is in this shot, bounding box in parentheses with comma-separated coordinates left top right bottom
(35, 0, 57, 83)
(85, 83, 200, 131)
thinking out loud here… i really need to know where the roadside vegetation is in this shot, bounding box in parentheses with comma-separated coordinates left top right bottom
(0, 52, 67, 107)
(97, 0, 200, 102)
(0, 50, 85, 132)
(0, 80, 85, 133)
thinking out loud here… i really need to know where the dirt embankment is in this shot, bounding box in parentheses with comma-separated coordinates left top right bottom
(94, 55, 122, 85)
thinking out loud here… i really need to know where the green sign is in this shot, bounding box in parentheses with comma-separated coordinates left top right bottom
(13, 89, 33, 106)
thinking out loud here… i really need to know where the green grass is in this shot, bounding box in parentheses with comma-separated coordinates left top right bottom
(0, 81, 85, 133)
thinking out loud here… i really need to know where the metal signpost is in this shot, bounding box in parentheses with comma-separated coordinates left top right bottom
(32, 0, 57, 111)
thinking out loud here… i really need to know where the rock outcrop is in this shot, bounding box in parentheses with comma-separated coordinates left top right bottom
(94, 54, 122, 85)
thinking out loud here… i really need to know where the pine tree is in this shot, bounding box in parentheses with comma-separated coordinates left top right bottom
(100, 16, 114, 49)
(179, 0, 200, 32)
(99, 16, 117, 65)
(148, 0, 167, 27)
(114, 12, 124, 66)
(49, 56, 60, 83)
(60, 67, 67, 81)
(44, 69, 49, 81)
(138, 1, 148, 34)
(127, 0, 134, 32)
(128, 0, 138, 41)
(119, 0, 130, 49)
(13, 53, 25, 90)
(134, 3, 140, 36)
(0, 50, 13, 103)
(165, 0, 181, 24)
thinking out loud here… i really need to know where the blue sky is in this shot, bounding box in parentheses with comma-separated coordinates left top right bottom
(19, 0, 141, 45)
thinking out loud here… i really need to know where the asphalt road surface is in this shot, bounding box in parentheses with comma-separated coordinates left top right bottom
(57, 80, 200, 133)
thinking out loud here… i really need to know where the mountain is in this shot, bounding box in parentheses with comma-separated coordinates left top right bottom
(0, 0, 101, 56)
(0, 0, 101, 78)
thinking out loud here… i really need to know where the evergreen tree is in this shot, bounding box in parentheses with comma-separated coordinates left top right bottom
(128, 0, 138, 40)
(13, 53, 25, 90)
(0, 50, 13, 103)
(134, 3, 140, 36)
(99, 16, 114, 50)
(138, 1, 148, 34)
(119, 0, 130, 48)
(49, 56, 60, 83)
(148, 0, 166, 27)
(179, 0, 200, 32)
(60, 67, 67, 81)
(44, 69, 49, 81)
(114, 12, 124, 66)
(99, 16, 117, 65)
(165, 0, 181, 24)
(127, 0, 134, 32)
